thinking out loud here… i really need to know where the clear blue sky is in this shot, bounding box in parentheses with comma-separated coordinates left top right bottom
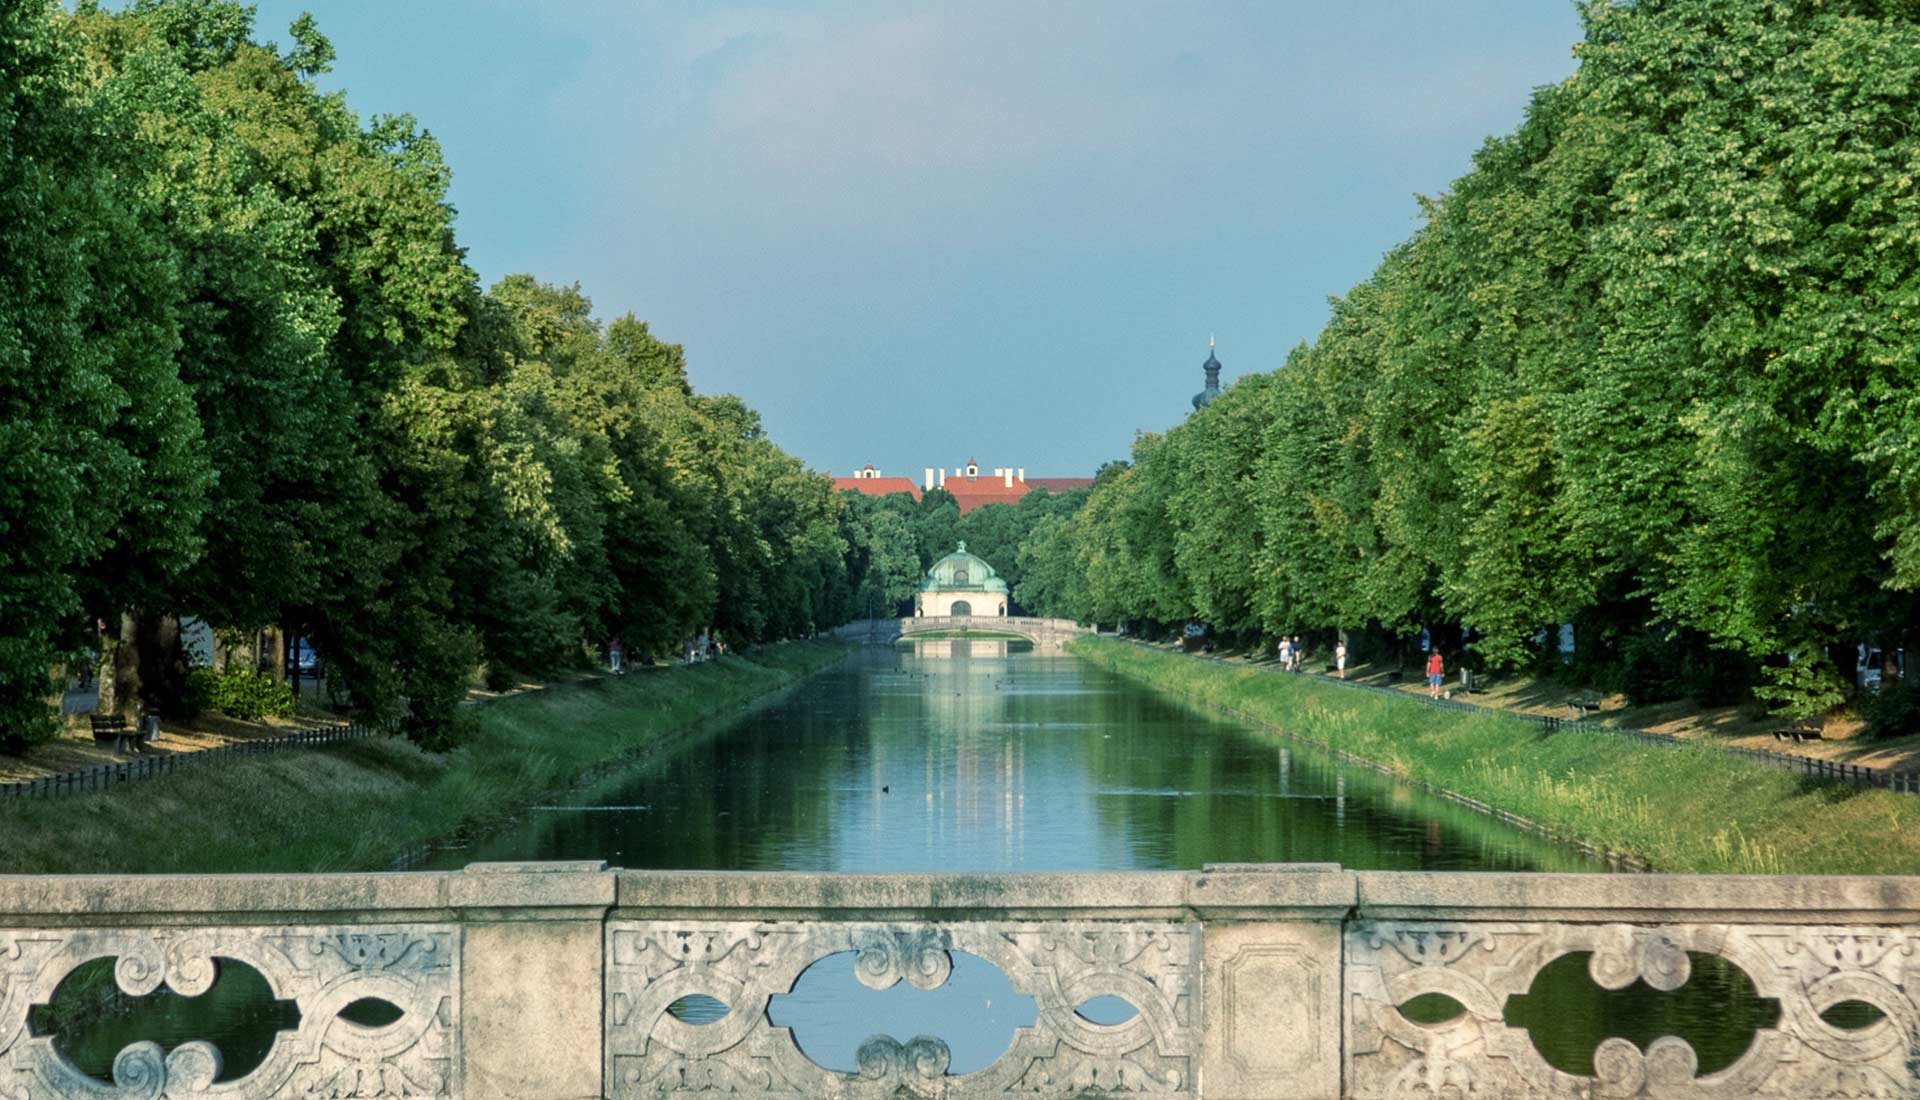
(247, 1, 1584, 478)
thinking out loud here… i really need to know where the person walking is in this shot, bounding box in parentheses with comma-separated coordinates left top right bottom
(1277, 636, 1292, 669)
(1426, 649, 1445, 699)
(1290, 636, 1303, 671)
(1335, 640, 1348, 679)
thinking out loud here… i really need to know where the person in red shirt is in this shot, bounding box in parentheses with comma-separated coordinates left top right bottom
(1426, 650, 1445, 699)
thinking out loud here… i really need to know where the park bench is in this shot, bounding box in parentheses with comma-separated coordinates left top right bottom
(1566, 691, 1605, 717)
(1771, 717, 1826, 745)
(89, 714, 142, 754)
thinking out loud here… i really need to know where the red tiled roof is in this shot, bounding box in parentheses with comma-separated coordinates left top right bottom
(836, 472, 1092, 513)
(832, 477, 922, 501)
(938, 475, 1093, 514)
(1022, 477, 1095, 494)
(945, 490, 1024, 514)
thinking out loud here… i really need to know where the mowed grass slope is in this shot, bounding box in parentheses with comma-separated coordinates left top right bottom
(1071, 638, 1920, 875)
(0, 643, 848, 875)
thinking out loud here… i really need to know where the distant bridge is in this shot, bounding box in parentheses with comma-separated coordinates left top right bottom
(828, 616, 1094, 650)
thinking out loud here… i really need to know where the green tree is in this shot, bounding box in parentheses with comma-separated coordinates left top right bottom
(0, 0, 207, 741)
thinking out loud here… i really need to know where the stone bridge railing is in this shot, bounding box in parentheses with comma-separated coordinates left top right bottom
(1, 863, 1915, 1099)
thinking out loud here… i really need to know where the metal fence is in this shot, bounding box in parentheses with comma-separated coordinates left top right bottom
(0, 722, 384, 801)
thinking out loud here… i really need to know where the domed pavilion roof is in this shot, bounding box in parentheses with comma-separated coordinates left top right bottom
(921, 542, 1008, 593)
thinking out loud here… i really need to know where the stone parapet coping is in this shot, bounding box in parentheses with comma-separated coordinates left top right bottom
(1353, 869, 1920, 924)
(611, 865, 1356, 920)
(3, 861, 1917, 925)
(0, 860, 615, 922)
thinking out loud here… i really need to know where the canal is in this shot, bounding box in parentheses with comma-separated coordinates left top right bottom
(433, 641, 1600, 873)
(49, 642, 1782, 1086)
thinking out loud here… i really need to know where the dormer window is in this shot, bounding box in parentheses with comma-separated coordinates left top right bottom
(954, 568, 969, 585)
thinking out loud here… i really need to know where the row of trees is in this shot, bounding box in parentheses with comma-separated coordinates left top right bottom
(1, 1, 865, 747)
(1016, 0, 1920, 717)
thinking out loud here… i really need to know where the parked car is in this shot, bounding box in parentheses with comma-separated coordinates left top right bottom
(1859, 645, 1907, 692)
(290, 638, 322, 678)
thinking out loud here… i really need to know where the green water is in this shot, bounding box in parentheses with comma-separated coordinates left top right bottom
(49, 642, 1792, 1086)
(434, 642, 1599, 872)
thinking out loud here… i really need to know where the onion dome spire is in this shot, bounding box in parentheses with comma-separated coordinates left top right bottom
(1192, 337, 1223, 410)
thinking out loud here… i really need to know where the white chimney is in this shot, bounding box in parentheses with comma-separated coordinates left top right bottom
(1004, 469, 1014, 488)
(937, 469, 946, 488)
(1017, 467, 1025, 482)
(924, 468, 935, 491)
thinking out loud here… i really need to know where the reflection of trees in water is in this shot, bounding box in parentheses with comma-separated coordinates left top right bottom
(1065, 664, 1593, 873)
(447, 648, 1594, 874)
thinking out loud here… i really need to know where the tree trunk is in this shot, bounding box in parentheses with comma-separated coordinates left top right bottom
(133, 612, 188, 718)
(265, 627, 287, 684)
(1833, 642, 1860, 696)
(97, 612, 140, 718)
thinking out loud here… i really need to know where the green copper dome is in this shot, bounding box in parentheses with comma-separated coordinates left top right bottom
(921, 541, 1009, 593)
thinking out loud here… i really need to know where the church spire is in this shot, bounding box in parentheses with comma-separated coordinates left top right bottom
(1192, 338, 1223, 411)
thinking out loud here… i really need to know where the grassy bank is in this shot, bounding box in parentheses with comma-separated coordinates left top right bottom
(1070, 637, 1920, 875)
(0, 642, 849, 874)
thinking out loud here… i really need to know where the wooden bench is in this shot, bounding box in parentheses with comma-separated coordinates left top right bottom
(1566, 691, 1605, 717)
(89, 714, 140, 754)
(89, 710, 154, 756)
(1771, 717, 1826, 745)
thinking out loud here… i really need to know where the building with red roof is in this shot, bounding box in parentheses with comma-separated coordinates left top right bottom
(832, 465, 922, 501)
(832, 460, 1094, 514)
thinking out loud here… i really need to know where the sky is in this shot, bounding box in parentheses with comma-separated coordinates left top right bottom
(246, 1, 1586, 479)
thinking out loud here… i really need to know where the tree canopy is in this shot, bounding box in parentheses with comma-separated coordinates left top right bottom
(0, 0, 864, 747)
(1014, 0, 1920, 717)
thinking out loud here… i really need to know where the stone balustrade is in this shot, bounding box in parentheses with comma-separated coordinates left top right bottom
(832, 617, 1094, 649)
(0, 862, 1915, 1099)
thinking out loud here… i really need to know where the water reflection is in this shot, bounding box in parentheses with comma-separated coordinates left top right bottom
(435, 644, 1597, 872)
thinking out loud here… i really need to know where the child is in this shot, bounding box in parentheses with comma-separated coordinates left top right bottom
(1427, 649, 1445, 699)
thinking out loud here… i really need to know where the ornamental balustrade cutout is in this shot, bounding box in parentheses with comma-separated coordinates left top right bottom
(0, 863, 1912, 1099)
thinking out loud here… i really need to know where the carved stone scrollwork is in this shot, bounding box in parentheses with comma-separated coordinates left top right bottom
(1345, 921, 1920, 1099)
(854, 929, 953, 991)
(606, 921, 1199, 1098)
(0, 925, 457, 1099)
(857, 1035, 952, 1082)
